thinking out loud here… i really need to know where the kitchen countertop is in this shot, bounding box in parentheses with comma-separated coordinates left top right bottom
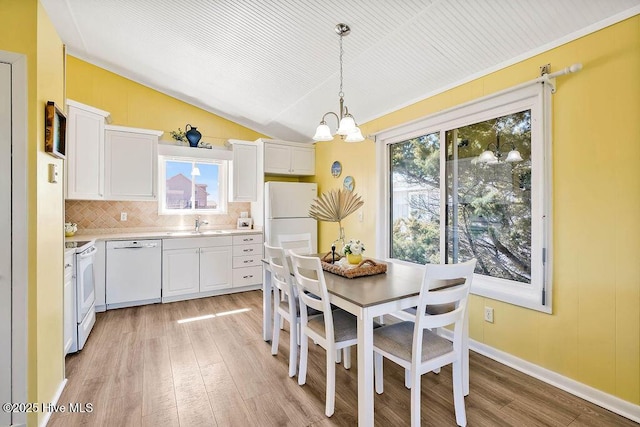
(65, 227, 263, 243)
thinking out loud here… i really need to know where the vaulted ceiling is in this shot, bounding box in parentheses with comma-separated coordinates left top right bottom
(41, 0, 640, 141)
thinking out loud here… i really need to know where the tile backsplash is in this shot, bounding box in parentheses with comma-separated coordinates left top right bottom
(65, 200, 252, 234)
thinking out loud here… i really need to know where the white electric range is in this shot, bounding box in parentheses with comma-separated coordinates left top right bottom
(65, 240, 97, 352)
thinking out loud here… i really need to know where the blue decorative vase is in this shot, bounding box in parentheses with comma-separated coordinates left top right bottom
(185, 124, 202, 147)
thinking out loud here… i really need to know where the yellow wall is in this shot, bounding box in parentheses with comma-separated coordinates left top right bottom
(66, 56, 264, 145)
(0, 1, 66, 425)
(314, 17, 640, 405)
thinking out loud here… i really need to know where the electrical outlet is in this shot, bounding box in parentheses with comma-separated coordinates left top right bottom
(120, 212, 128, 221)
(484, 306, 494, 323)
(358, 211, 363, 222)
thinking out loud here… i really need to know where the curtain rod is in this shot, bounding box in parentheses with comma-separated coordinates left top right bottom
(370, 63, 582, 140)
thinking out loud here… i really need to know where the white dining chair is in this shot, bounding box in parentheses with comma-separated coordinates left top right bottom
(373, 259, 476, 427)
(278, 233, 313, 255)
(289, 252, 358, 417)
(400, 305, 471, 395)
(264, 243, 306, 378)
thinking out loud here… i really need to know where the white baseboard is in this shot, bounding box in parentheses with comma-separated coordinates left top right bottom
(439, 330, 640, 423)
(39, 378, 67, 427)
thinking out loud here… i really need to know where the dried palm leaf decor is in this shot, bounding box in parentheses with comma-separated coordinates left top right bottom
(309, 189, 364, 248)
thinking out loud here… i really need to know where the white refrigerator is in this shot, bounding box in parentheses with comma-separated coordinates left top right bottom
(264, 182, 318, 252)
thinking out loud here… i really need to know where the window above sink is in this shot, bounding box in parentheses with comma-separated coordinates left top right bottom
(157, 144, 231, 216)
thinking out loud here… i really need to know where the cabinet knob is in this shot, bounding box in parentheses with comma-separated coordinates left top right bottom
(243, 275, 253, 279)
(244, 260, 253, 264)
(243, 248, 253, 253)
(64, 263, 72, 268)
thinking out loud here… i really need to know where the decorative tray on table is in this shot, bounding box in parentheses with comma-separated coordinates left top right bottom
(320, 253, 387, 279)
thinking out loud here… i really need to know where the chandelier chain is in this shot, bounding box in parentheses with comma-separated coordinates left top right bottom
(339, 34, 344, 97)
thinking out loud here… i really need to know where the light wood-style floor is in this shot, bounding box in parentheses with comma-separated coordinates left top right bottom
(50, 290, 636, 426)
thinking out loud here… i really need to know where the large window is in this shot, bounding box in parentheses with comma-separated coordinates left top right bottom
(158, 157, 228, 215)
(390, 132, 440, 265)
(379, 83, 551, 312)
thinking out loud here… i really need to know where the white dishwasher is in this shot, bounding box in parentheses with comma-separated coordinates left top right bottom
(106, 240, 162, 309)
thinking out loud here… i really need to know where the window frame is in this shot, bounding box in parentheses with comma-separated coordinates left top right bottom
(158, 155, 229, 216)
(376, 83, 552, 313)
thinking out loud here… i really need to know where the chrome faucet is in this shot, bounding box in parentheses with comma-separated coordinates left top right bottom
(195, 216, 209, 232)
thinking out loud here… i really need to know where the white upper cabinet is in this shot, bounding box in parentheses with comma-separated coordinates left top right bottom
(65, 100, 110, 200)
(65, 100, 162, 201)
(263, 139, 315, 176)
(228, 139, 259, 202)
(104, 125, 162, 201)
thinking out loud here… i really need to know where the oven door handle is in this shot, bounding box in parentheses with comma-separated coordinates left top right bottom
(78, 246, 97, 259)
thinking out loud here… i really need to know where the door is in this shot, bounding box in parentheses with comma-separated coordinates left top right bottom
(66, 103, 105, 199)
(104, 129, 157, 200)
(265, 218, 318, 252)
(200, 246, 233, 291)
(0, 61, 12, 427)
(162, 248, 200, 298)
(63, 254, 75, 355)
(106, 240, 161, 306)
(230, 141, 257, 202)
(263, 142, 291, 174)
(265, 182, 317, 219)
(75, 247, 96, 321)
(290, 146, 315, 175)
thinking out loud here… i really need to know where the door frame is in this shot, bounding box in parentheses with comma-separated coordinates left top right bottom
(0, 49, 28, 427)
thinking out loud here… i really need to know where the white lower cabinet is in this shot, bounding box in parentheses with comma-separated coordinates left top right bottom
(162, 233, 263, 303)
(162, 236, 233, 302)
(63, 251, 75, 356)
(163, 248, 201, 297)
(232, 234, 263, 287)
(200, 246, 233, 291)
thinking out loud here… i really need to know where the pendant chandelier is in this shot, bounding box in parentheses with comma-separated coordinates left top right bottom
(477, 133, 523, 164)
(312, 23, 364, 143)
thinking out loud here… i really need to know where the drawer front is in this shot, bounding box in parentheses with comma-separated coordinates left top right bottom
(233, 254, 262, 269)
(232, 234, 263, 245)
(163, 236, 232, 250)
(232, 243, 262, 257)
(232, 266, 263, 287)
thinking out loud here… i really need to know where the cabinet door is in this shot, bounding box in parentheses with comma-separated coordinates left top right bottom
(63, 254, 75, 355)
(163, 248, 200, 298)
(105, 130, 157, 200)
(230, 142, 258, 202)
(264, 143, 292, 174)
(290, 146, 315, 175)
(200, 246, 233, 291)
(66, 106, 105, 199)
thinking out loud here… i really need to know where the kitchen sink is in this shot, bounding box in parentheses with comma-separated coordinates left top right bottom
(166, 230, 229, 236)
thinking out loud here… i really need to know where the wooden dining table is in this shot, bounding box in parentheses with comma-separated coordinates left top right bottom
(262, 256, 428, 427)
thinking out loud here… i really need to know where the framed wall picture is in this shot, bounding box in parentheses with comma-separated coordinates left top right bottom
(237, 217, 253, 229)
(44, 101, 67, 159)
(331, 160, 342, 178)
(343, 175, 355, 192)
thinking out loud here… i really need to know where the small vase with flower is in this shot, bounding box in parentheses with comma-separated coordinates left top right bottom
(343, 239, 365, 264)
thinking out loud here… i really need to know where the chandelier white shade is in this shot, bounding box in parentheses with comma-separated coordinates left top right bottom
(312, 123, 333, 141)
(312, 23, 364, 143)
(477, 134, 523, 164)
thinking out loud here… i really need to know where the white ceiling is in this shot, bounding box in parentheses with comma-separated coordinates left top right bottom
(41, 0, 640, 142)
